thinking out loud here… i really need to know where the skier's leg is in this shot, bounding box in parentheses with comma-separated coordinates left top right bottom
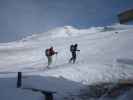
(69, 57, 73, 63)
(73, 53, 76, 64)
(47, 56, 50, 67)
(69, 53, 73, 63)
(48, 56, 52, 68)
(72, 53, 75, 63)
(49, 56, 52, 66)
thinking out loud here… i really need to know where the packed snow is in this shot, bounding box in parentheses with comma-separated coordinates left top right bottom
(0, 24, 133, 100)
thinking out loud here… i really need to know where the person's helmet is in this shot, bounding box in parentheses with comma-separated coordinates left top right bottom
(75, 43, 78, 47)
(50, 46, 53, 50)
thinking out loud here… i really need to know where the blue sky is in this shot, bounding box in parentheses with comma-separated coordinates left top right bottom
(0, 0, 133, 42)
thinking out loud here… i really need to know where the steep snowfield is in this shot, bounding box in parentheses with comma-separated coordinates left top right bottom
(0, 24, 133, 100)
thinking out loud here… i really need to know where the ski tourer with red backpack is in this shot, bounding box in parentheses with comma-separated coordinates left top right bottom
(45, 46, 58, 68)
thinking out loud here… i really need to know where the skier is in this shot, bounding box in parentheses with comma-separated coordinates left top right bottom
(69, 43, 80, 64)
(45, 46, 58, 68)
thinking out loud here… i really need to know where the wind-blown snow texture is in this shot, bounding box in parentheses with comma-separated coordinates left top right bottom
(0, 24, 133, 100)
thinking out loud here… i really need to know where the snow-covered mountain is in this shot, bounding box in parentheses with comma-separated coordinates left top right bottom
(0, 24, 133, 100)
(20, 25, 104, 41)
(15, 24, 133, 42)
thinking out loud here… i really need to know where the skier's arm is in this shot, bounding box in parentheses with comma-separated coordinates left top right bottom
(53, 50, 58, 55)
(55, 51, 58, 54)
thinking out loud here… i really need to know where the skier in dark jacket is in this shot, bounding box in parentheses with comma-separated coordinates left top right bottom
(45, 46, 58, 67)
(69, 43, 80, 63)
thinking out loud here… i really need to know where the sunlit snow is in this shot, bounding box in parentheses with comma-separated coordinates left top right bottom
(0, 24, 133, 100)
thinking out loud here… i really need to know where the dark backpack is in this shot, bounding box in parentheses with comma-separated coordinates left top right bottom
(45, 49, 49, 56)
(70, 45, 75, 52)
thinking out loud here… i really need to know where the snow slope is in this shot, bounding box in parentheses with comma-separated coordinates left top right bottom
(0, 24, 133, 100)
